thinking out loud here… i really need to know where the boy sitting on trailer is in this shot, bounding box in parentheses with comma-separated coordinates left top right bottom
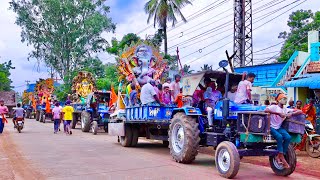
(265, 93, 302, 169)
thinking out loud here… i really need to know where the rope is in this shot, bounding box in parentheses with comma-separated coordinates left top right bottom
(284, 119, 305, 125)
(245, 113, 252, 142)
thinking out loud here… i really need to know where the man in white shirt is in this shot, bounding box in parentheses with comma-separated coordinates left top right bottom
(140, 80, 163, 105)
(265, 93, 302, 169)
(234, 73, 255, 104)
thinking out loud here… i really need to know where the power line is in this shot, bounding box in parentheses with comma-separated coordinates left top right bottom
(167, 0, 293, 52)
(136, 0, 227, 35)
(254, 0, 307, 30)
(181, 0, 307, 66)
(184, 41, 232, 65)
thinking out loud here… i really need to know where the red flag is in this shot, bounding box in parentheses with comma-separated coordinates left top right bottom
(109, 84, 118, 107)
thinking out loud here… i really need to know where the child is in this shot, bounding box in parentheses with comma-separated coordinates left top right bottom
(162, 86, 171, 105)
(157, 84, 163, 103)
(130, 83, 138, 106)
(62, 101, 74, 135)
(52, 102, 61, 134)
(175, 88, 183, 108)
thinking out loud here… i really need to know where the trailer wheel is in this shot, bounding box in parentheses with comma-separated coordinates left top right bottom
(39, 111, 45, 123)
(35, 111, 40, 121)
(269, 144, 296, 176)
(91, 121, 98, 135)
(169, 112, 200, 164)
(131, 126, 139, 147)
(81, 111, 91, 132)
(71, 113, 78, 129)
(120, 125, 133, 147)
(215, 141, 240, 179)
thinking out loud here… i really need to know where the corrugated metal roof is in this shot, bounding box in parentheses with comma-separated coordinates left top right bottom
(284, 73, 320, 89)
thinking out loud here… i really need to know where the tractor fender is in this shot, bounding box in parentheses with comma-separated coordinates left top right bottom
(171, 107, 202, 118)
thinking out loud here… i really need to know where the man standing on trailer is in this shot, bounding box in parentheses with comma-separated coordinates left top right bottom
(234, 73, 256, 104)
(170, 74, 181, 101)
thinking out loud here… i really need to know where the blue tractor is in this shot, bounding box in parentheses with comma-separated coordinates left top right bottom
(108, 61, 303, 179)
(80, 91, 111, 135)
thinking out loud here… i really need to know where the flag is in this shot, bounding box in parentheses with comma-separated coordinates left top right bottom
(109, 84, 118, 107)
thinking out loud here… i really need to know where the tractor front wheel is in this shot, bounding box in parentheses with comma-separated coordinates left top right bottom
(215, 141, 240, 179)
(169, 112, 200, 164)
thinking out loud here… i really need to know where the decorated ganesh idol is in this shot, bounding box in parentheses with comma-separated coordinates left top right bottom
(117, 42, 167, 88)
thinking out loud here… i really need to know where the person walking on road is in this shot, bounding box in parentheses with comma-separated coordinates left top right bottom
(0, 100, 9, 134)
(52, 102, 62, 134)
(62, 101, 74, 135)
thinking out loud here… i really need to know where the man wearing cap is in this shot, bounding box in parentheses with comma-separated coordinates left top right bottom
(0, 100, 9, 133)
(140, 80, 163, 106)
(265, 93, 302, 169)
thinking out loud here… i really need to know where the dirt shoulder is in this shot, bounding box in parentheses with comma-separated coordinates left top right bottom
(199, 147, 320, 178)
(0, 130, 44, 180)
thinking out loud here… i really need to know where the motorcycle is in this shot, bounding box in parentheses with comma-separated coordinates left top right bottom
(15, 117, 24, 133)
(294, 120, 320, 158)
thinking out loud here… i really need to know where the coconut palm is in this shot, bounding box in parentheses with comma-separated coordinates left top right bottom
(144, 0, 192, 55)
(182, 64, 194, 75)
(200, 64, 212, 71)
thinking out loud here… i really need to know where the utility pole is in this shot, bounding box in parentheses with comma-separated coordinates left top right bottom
(233, 0, 253, 67)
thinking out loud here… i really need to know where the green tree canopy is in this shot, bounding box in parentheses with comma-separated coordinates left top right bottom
(106, 33, 142, 56)
(0, 60, 15, 91)
(96, 64, 119, 91)
(278, 10, 320, 62)
(10, 0, 116, 83)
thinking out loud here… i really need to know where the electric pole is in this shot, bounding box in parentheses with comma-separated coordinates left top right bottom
(233, 0, 253, 67)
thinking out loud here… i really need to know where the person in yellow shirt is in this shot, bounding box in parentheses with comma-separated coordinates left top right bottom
(62, 101, 74, 135)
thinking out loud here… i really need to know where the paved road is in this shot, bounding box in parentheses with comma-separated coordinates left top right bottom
(0, 118, 317, 180)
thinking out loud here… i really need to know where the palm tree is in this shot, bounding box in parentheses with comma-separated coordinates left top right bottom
(182, 64, 194, 75)
(200, 64, 212, 71)
(144, 0, 192, 55)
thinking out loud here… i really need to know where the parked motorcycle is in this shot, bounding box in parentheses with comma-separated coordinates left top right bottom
(15, 117, 24, 133)
(294, 120, 320, 158)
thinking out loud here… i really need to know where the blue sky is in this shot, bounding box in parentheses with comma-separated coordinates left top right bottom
(0, 0, 320, 93)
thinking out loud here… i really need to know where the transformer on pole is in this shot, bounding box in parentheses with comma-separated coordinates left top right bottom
(233, 0, 253, 67)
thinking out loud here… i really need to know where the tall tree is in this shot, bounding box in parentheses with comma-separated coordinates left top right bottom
(0, 60, 15, 91)
(10, 0, 116, 83)
(278, 10, 320, 62)
(144, 0, 192, 55)
(106, 33, 142, 56)
(96, 64, 119, 91)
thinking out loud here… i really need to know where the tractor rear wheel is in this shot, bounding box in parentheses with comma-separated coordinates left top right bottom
(269, 144, 296, 176)
(81, 111, 91, 132)
(169, 112, 200, 164)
